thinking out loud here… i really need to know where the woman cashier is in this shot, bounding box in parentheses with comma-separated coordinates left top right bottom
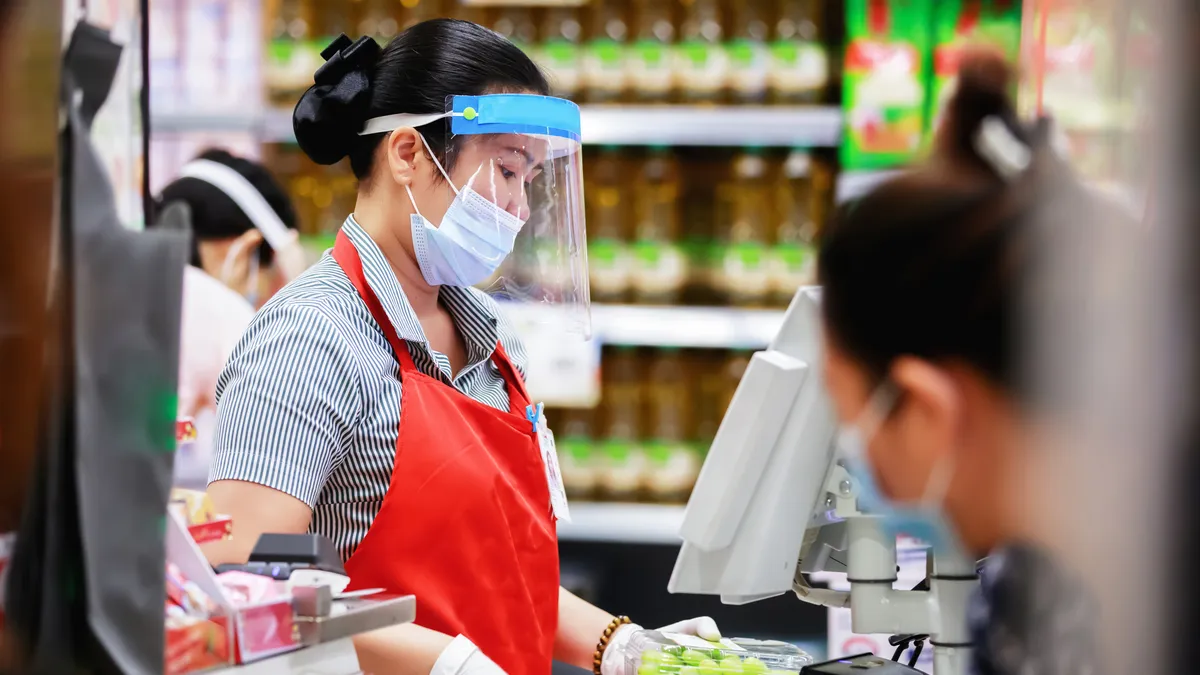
(206, 19, 719, 675)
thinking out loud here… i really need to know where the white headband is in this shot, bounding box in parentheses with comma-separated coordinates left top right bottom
(177, 159, 296, 252)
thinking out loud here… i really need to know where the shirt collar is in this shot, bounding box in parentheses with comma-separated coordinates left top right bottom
(341, 216, 501, 366)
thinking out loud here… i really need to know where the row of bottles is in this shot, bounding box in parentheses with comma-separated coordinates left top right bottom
(551, 347, 752, 504)
(267, 0, 833, 106)
(587, 146, 834, 309)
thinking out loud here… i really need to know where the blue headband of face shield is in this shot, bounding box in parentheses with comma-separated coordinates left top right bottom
(359, 93, 582, 158)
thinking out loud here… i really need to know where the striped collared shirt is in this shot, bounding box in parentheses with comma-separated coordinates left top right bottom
(210, 215, 527, 560)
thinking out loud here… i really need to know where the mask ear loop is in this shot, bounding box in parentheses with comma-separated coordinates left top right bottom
(405, 131, 462, 221)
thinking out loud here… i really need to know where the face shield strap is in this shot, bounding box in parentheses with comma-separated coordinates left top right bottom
(358, 110, 468, 137)
(177, 160, 297, 252)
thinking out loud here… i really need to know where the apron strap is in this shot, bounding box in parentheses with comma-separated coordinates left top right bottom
(332, 231, 418, 373)
(491, 343, 532, 413)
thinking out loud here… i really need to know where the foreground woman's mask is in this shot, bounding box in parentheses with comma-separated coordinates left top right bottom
(836, 380, 964, 553)
(404, 133, 525, 287)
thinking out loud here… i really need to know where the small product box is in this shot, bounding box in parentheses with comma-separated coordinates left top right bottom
(841, 0, 935, 170)
(627, 630, 814, 675)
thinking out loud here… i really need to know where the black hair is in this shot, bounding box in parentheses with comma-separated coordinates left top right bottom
(293, 19, 550, 182)
(818, 48, 1107, 395)
(153, 148, 298, 267)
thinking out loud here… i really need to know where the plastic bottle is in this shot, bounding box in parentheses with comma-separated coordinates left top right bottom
(717, 148, 774, 307)
(627, 0, 675, 103)
(266, 0, 316, 107)
(630, 147, 687, 305)
(358, 0, 400, 45)
(769, 149, 817, 306)
(399, 0, 441, 32)
(587, 146, 632, 303)
(769, 0, 829, 104)
(674, 0, 728, 104)
(493, 6, 537, 55)
(599, 347, 646, 502)
(727, 0, 772, 104)
(537, 7, 584, 100)
(557, 408, 598, 501)
(644, 349, 701, 503)
(582, 0, 630, 103)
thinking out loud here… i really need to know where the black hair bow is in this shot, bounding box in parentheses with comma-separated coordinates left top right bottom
(293, 34, 383, 166)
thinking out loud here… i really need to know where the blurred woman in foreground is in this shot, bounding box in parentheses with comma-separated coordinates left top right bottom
(819, 49, 1119, 675)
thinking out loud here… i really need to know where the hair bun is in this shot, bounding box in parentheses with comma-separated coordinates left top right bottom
(292, 34, 382, 165)
(935, 45, 1025, 172)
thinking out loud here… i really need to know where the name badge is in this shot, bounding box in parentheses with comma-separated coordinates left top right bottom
(527, 402, 571, 523)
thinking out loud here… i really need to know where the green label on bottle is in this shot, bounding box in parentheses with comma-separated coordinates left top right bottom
(770, 40, 800, 64)
(545, 39, 581, 65)
(633, 39, 669, 67)
(728, 241, 767, 268)
(644, 441, 672, 464)
(678, 40, 713, 67)
(633, 240, 665, 265)
(590, 238, 624, 265)
(561, 437, 593, 462)
(268, 39, 296, 64)
(774, 242, 811, 270)
(602, 440, 633, 462)
(588, 38, 625, 67)
(727, 39, 761, 67)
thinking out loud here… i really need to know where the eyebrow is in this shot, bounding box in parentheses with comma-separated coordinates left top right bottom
(503, 145, 540, 168)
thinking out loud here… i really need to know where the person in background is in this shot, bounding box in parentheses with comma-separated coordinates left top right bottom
(818, 49, 1115, 675)
(152, 149, 306, 488)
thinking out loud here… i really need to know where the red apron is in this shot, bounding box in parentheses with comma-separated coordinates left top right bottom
(332, 233, 560, 675)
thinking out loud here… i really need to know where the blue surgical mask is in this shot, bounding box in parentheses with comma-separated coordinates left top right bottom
(836, 381, 962, 553)
(405, 134, 525, 287)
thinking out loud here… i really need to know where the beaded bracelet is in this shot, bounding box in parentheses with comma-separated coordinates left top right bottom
(593, 615, 633, 675)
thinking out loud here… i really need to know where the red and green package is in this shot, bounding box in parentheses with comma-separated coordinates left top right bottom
(928, 0, 1023, 133)
(841, 0, 935, 170)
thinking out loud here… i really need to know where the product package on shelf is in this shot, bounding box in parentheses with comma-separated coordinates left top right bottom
(169, 486, 233, 545)
(841, 0, 934, 170)
(627, 630, 815, 675)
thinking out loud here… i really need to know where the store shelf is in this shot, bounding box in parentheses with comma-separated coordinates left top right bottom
(558, 502, 686, 545)
(580, 105, 843, 147)
(154, 105, 844, 148)
(591, 304, 786, 349)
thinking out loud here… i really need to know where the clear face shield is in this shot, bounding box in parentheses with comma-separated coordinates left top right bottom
(360, 94, 591, 338)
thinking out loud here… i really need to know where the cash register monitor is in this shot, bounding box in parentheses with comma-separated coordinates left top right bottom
(668, 287, 840, 605)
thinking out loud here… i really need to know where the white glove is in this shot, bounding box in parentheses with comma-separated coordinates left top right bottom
(431, 635, 506, 675)
(601, 618, 722, 675)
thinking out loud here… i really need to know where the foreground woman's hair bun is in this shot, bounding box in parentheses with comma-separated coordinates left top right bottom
(293, 35, 383, 166)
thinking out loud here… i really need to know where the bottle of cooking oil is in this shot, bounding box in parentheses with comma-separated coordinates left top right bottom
(598, 347, 646, 502)
(674, 0, 728, 104)
(720, 350, 752, 414)
(557, 407, 598, 501)
(627, 0, 675, 104)
(630, 147, 687, 305)
(717, 148, 773, 307)
(587, 146, 632, 303)
(770, 149, 818, 306)
(399, 0, 441, 32)
(267, 0, 317, 107)
(643, 349, 701, 503)
(582, 0, 629, 103)
(727, 0, 772, 104)
(769, 0, 829, 104)
(493, 6, 537, 55)
(358, 0, 399, 44)
(537, 7, 584, 100)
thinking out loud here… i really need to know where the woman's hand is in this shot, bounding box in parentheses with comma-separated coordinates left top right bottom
(601, 617, 722, 675)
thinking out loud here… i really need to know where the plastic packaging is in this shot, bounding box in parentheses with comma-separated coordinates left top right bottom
(627, 630, 814, 675)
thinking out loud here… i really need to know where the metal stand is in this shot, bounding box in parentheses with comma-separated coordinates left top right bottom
(844, 517, 976, 675)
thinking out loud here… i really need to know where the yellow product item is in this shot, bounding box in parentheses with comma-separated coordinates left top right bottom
(170, 489, 217, 526)
(717, 148, 774, 307)
(630, 147, 687, 305)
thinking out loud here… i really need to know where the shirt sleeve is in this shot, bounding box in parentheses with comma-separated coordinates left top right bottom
(209, 301, 363, 508)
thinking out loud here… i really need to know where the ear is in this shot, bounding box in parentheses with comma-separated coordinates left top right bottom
(384, 128, 423, 188)
(888, 356, 964, 467)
